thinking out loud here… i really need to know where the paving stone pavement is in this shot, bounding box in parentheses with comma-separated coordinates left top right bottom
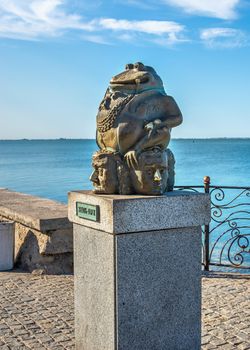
(202, 273, 250, 350)
(0, 271, 249, 349)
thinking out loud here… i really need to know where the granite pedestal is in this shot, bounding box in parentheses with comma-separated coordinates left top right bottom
(68, 190, 210, 350)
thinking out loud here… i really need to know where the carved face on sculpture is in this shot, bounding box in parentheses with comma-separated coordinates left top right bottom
(109, 62, 164, 94)
(126, 148, 168, 195)
(90, 151, 120, 194)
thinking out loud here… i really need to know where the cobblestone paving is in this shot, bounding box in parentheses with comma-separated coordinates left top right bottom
(0, 272, 74, 350)
(0, 271, 249, 349)
(202, 273, 250, 350)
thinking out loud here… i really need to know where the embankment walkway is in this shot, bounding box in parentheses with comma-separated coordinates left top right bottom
(0, 272, 249, 350)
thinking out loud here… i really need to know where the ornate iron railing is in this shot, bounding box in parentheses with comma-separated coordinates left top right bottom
(175, 177, 250, 272)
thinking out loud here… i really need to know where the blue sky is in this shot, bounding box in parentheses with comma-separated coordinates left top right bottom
(0, 0, 250, 139)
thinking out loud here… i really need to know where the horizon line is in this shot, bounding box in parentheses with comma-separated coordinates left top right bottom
(1, 137, 250, 141)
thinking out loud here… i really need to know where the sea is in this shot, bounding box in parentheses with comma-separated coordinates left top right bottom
(0, 138, 249, 272)
(0, 138, 249, 203)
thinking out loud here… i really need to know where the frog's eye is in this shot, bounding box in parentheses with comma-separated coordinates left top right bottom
(134, 62, 144, 71)
(125, 63, 133, 70)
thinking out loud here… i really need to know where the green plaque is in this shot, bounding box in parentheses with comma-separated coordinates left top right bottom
(76, 202, 100, 222)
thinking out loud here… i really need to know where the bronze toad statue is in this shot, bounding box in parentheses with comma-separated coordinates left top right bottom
(90, 62, 183, 195)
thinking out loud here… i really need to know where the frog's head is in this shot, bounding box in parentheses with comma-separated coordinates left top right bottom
(110, 62, 165, 94)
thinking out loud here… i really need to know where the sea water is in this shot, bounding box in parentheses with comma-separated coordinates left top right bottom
(0, 139, 249, 203)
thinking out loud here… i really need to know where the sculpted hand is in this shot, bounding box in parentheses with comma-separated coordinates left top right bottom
(124, 150, 138, 168)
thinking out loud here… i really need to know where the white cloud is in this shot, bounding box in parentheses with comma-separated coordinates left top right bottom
(118, 33, 135, 41)
(115, 0, 157, 10)
(162, 0, 240, 19)
(0, 1, 186, 45)
(97, 18, 184, 36)
(200, 27, 248, 48)
(95, 18, 187, 46)
(0, 0, 93, 39)
(82, 34, 111, 45)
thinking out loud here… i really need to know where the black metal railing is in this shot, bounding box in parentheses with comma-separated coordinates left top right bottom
(174, 177, 250, 272)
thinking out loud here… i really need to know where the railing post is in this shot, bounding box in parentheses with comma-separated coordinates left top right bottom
(204, 176, 210, 271)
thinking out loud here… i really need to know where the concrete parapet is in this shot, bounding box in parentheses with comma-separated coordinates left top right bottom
(0, 189, 73, 274)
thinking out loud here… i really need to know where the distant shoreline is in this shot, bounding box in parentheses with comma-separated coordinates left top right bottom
(0, 137, 250, 142)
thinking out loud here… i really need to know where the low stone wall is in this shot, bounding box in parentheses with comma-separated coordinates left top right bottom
(0, 189, 73, 274)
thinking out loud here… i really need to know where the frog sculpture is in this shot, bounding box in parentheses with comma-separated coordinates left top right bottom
(90, 62, 183, 195)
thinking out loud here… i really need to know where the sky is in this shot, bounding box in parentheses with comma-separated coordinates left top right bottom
(0, 0, 250, 139)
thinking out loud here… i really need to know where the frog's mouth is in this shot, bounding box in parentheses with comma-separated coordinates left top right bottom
(110, 71, 150, 87)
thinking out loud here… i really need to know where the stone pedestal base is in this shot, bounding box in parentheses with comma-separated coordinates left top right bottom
(68, 190, 210, 350)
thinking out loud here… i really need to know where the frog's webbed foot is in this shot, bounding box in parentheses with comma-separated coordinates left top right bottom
(124, 150, 139, 169)
(144, 119, 161, 132)
(135, 119, 171, 152)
